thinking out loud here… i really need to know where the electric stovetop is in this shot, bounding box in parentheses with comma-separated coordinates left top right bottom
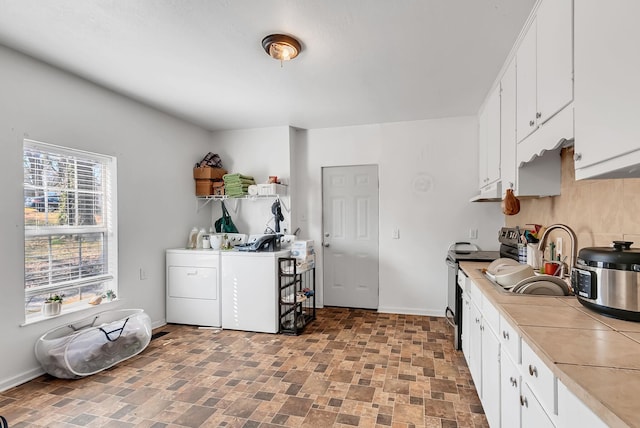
(447, 250, 500, 262)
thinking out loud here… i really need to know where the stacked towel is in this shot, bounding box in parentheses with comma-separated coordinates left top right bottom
(223, 173, 256, 197)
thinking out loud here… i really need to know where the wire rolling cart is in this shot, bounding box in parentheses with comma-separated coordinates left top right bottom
(278, 257, 315, 335)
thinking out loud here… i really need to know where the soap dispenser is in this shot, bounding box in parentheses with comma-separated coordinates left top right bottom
(196, 228, 206, 249)
(187, 227, 198, 249)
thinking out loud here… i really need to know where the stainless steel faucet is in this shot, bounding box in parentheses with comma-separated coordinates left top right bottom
(537, 224, 577, 277)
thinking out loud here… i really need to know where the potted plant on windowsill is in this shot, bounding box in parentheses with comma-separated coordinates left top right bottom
(42, 294, 64, 317)
(102, 289, 116, 302)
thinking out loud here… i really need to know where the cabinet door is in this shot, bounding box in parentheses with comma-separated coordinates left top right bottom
(481, 324, 501, 428)
(501, 352, 521, 428)
(574, 0, 640, 171)
(468, 301, 483, 397)
(486, 85, 501, 185)
(516, 19, 538, 143)
(462, 292, 472, 366)
(478, 107, 489, 188)
(501, 57, 517, 196)
(536, 0, 573, 124)
(521, 383, 555, 428)
(557, 380, 608, 428)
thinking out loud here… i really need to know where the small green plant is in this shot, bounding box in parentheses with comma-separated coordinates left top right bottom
(45, 294, 64, 303)
(102, 289, 117, 301)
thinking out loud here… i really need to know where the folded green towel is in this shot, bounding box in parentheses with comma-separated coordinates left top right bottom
(224, 178, 255, 186)
(225, 183, 250, 189)
(223, 173, 254, 182)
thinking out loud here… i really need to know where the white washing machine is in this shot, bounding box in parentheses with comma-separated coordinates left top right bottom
(166, 248, 221, 327)
(221, 249, 290, 333)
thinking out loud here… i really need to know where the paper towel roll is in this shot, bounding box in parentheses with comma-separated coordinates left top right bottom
(248, 185, 258, 196)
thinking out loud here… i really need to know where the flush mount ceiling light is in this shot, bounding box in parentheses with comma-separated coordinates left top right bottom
(262, 34, 302, 64)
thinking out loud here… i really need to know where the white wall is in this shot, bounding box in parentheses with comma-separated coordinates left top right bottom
(0, 45, 212, 390)
(210, 127, 293, 235)
(296, 117, 504, 315)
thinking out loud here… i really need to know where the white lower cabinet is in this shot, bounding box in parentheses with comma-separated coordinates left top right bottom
(501, 351, 521, 428)
(466, 282, 501, 427)
(461, 291, 472, 366)
(521, 340, 556, 420)
(462, 278, 611, 427)
(557, 380, 607, 428)
(468, 300, 483, 395)
(481, 321, 501, 428)
(521, 383, 555, 428)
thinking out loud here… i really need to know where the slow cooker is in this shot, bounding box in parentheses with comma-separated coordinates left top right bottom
(572, 241, 640, 321)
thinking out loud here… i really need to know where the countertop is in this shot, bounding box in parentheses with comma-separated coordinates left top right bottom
(460, 261, 640, 428)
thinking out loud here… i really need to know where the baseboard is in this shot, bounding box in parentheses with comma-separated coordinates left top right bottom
(377, 306, 445, 317)
(0, 367, 44, 393)
(152, 319, 167, 330)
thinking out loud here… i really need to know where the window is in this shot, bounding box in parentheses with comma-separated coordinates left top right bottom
(23, 139, 117, 319)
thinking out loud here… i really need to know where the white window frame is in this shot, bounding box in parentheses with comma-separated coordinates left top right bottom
(23, 139, 118, 321)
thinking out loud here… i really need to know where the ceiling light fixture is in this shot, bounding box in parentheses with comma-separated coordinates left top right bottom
(262, 34, 302, 66)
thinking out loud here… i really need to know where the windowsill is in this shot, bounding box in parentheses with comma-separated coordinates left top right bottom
(21, 299, 121, 327)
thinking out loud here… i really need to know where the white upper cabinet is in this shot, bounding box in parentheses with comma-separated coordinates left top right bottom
(574, 0, 640, 179)
(516, 20, 538, 143)
(478, 85, 501, 190)
(501, 58, 517, 195)
(502, 56, 561, 199)
(516, 0, 573, 145)
(536, 0, 573, 125)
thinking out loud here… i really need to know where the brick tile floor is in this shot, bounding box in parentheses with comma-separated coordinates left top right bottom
(0, 308, 488, 427)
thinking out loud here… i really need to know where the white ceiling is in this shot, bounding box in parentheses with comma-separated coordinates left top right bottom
(0, 0, 536, 131)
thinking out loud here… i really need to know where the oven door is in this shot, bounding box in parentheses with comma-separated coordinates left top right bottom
(445, 257, 461, 349)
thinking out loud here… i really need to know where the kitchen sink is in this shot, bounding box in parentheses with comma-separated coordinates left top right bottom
(484, 272, 572, 296)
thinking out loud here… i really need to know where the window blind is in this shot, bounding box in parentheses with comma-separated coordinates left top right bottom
(23, 139, 116, 309)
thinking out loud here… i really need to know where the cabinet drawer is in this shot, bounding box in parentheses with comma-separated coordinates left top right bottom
(470, 280, 483, 306)
(457, 269, 467, 290)
(481, 296, 500, 335)
(522, 340, 556, 418)
(499, 315, 522, 363)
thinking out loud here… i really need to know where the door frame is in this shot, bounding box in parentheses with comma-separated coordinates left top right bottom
(320, 163, 380, 309)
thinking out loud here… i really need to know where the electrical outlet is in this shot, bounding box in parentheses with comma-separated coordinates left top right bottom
(469, 228, 478, 239)
(392, 228, 400, 239)
(139, 267, 147, 281)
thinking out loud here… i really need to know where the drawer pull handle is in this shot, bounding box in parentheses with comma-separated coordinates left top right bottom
(520, 395, 528, 407)
(187, 270, 198, 276)
(503, 331, 509, 340)
(510, 377, 517, 387)
(528, 365, 538, 377)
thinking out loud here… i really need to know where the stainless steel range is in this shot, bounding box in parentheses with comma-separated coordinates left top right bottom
(445, 242, 500, 350)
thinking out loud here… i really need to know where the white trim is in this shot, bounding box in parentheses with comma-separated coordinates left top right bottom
(0, 367, 45, 393)
(377, 306, 446, 317)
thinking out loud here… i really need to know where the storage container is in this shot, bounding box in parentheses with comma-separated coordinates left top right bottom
(35, 309, 152, 379)
(193, 167, 227, 180)
(257, 183, 287, 196)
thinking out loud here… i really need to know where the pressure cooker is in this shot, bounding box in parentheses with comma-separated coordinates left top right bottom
(572, 241, 640, 321)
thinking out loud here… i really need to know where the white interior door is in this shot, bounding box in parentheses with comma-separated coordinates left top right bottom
(322, 165, 379, 309)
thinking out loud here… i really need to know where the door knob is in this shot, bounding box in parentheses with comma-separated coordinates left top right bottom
(529, 120, 535, 127)
(323, 242, 330, 247)
(324, 233, 330, 237)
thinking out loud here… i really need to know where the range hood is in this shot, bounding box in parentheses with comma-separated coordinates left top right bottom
(470, 181, 502, 202)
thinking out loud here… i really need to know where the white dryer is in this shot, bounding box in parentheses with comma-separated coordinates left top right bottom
(166, 248, 221, 327)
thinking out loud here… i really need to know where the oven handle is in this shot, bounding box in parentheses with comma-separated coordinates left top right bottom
(445, 307, 456, 328)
